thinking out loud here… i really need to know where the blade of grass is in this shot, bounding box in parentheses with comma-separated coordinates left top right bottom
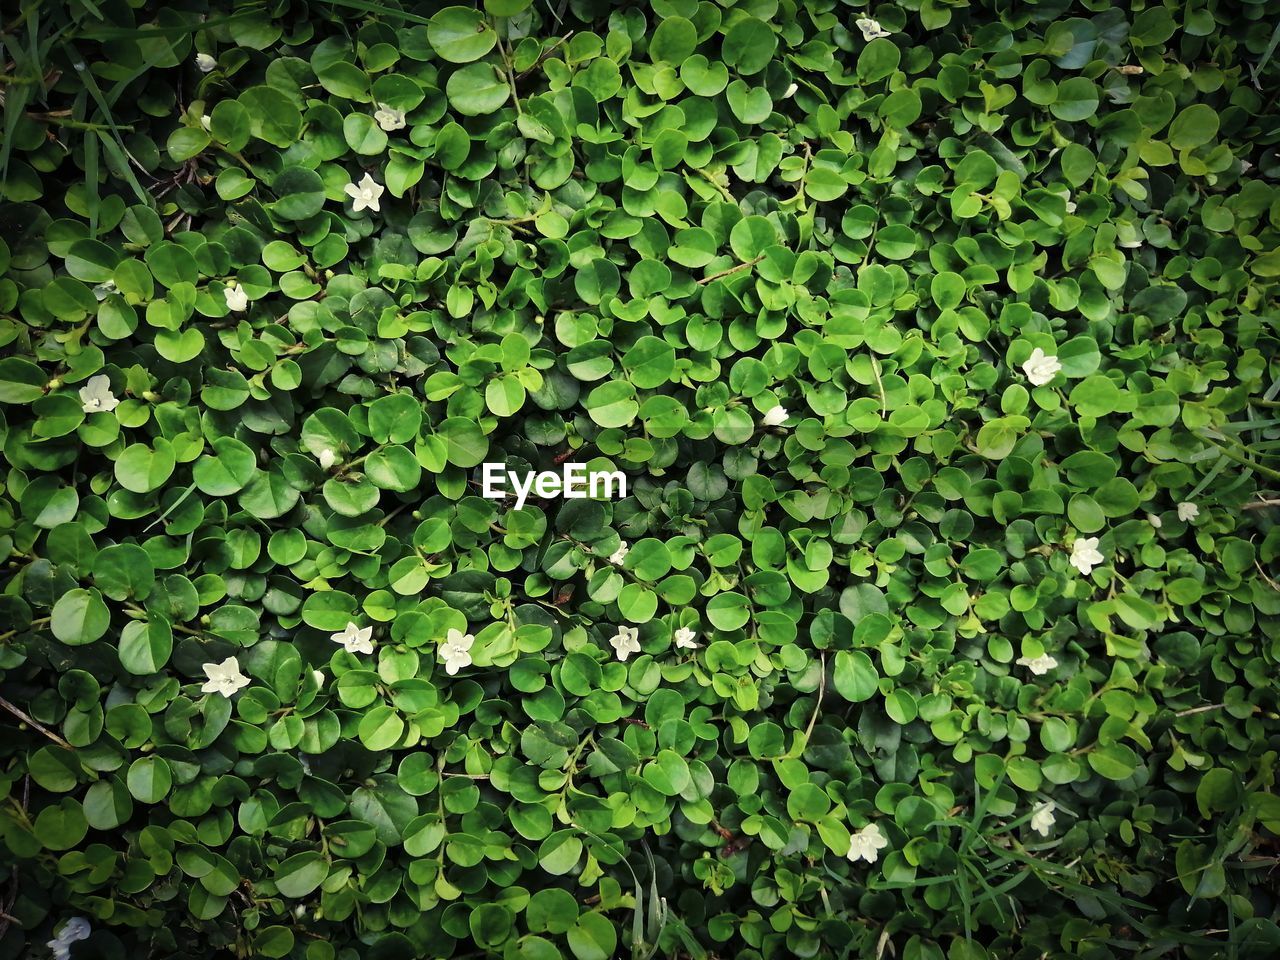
(316, 0, 435, 26)
(61, 45, 151, 204)
(84, 119, 99, 234)
(78, 6, 269, 40)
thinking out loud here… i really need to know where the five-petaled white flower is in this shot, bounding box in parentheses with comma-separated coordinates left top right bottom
(92, 278, 117, 301)
(1069, 536, 1104, 576)
(440, 627, 474, 675)
(1016, 653, 1058, 676)
(1147, 513, 1163, 528)
(344, 172, 385, 214)
(673, 626, 700, 650)
(846, 822, 889, 863)
(1177, 501, 1199, 522)
(1030, 801, 1056, 836)
(610, 625, 641, 662)
(856, 17, 891, 41)
(196, 53, 216, 73)
(608, 542, 629, 565)
(1022, 348, 1062, 387)
(374, 103, 406, 131)
(201, 656, 250, 698)
(762, 404, 789, 427)
(317, 448, 337, 470)
(331, 621, 374, 655)
(48, 917, 91, 960)
(79, 374, 120, 414)
(224, 283, 248, 312)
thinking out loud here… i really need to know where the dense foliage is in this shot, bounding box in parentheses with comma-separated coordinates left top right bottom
(3, 0, 1280, 957)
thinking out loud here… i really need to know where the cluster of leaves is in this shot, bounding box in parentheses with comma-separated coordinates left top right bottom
(2, 0, 1280, 958)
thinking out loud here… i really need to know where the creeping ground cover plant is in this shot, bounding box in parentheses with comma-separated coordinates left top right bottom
(2, 0, 1280, 957)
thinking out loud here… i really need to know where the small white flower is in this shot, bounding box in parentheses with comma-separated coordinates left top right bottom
(846, 822, 889, 863)
(79, 374, 120, 414)
(1030, 801, 1056, 836)
(200, 114, 212, 131)
(1147, 513, 1162, 528)
(440, 627, 474, 675)
(673, 626, 700, 650)
(1069, 536, 1104, 576)
(762, 404, 789, 427)
(201, 656, 250, 698)
(608, 542, 629, 565)
(317, 448, 337, 470)
(1177, 501, 1199, 522)
(610, 625, 641, 662)
(92, 278, 117, 301)
(224, 283, 248, 312)
(1015, 653, 1058, 676)
(783, 82, 798, 99)
(48, 917, 91, 960)
(1022, 347, 1062, 387)
(330, 621, 374, 655)
(196, 52, 216, 73)
(374, 103, 406, 132)
(856, 17, 891, 41)
(344, 171, 385, 214)
(1064, 200, 1077, 214)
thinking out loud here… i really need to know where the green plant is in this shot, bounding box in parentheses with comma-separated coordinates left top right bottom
(2, 1, 1280, 958)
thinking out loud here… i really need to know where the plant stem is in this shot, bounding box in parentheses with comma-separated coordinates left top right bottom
(0, 617, 50, 642)
(698, 254, 764, 286)
(0, 695, 74, 749)
(515, 32, 575, 79)
(800, 653, 826, 748)
(502, 40, 522, 118)
(692, 166, 735, 204)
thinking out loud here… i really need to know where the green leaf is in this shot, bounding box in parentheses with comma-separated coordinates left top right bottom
(193, 437, 258, 496)
(118, 619, 174, 675)
(832, 650, 878, 702)
(271, 167, 326, 219)
(274, 851, 330, 898)
(1051, 77, 1099, 122)
(446, 63, 509, 115)
(240, 85, 303, 147)
(650, 17, 697, 64)
(344, 113, 389, 155)
(429, 6, 498, 63)
(126, 755, 173, 803)
(585, 381, 638, 429)
(115, 441, 177, 493)
(722, 18, 776, 76)
(51, 588, 111, 646)
(1169, 104, 1220, 150)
